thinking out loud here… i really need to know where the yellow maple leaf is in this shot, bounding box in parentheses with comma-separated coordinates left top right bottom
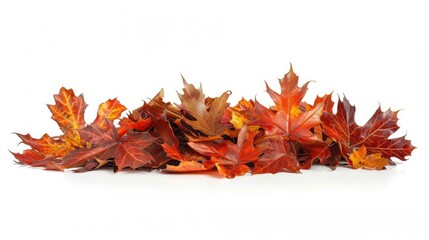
(349, 145, 388, 170)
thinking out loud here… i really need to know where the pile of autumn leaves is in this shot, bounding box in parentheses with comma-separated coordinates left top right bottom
(12, 67, 415, 178)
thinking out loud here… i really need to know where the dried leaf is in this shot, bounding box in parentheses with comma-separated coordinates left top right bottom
(178, 77, 230, 136)
(93, 98, 127, 128)
(253, 136, 300, 174)
(47, 87, 87, 131)
(249, 66, 326, 143)
(188, 126, 263, 178)
(349, 145, 388, 170)
(321, 96, 415, 166)
(163, 161, 213, 172)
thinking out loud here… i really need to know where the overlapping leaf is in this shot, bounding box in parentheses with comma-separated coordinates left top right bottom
(253, 136, 300, 174)
(250, 66, 326, 144)
(321, 96, 415, 167)
(349, 145, 388, 170)
(188, 126, 263, 178)
(94, 98, 127, 129)
(62, 121, 156, 171)
(178, 77, 230, 136)
(13, 88, 87, 167)
(48, 87, 87, 131)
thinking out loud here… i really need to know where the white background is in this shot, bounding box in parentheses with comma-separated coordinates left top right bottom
(0, 1, 428, 239)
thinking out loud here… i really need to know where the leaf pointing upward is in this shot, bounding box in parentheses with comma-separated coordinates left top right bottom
(93, 98, 127, 129)
(47, 87, 87, 131)
(266, 64, 310, 115)
(178, 77, 230, 136)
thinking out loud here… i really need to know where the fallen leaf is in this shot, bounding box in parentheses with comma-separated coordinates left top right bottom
(178, 77, 231, 136)
(253, 136, 300, 174)
(321, 96, 415, 166)
(93, 98, 127, 129)
(349, 145, 388, 170)
(188, 126, 263, 178)
(163, 161, 213, 172)
(62, 121, 156, 171)
(47, 87, 87, 131)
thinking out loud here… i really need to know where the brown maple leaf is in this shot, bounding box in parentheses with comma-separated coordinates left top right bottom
(178, 77, 231, 136)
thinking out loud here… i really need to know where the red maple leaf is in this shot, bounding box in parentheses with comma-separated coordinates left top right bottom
(250, 66, 326, 144)
(253, 136, 300, 174)
(62, 121, 156, 171)
(321, 96, 415, 167)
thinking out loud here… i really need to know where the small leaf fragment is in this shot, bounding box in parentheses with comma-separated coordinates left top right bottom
(349, 146, 388, 170)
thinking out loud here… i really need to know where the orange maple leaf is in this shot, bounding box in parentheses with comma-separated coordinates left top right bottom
(349, 145, 388, 170)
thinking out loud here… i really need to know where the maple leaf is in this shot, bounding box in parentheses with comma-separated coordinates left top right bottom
(93, 98, 127, 129)
(46, 87, 88, 150)
(178, 77, 230, 136)
(188, 126, 263, 178)
(48, 87, 87, 131)
(251, 99, 325, 143)
(321, 96, 415, 165)
(312, 93, 335, 113)
(299, 140, 333, 169)
(266, 64, 310, 115)
(62, 121, 156, 171)
(349, 145, 388, 170)
(298, 94, 335, 169)
(320, 96, 357, 157)
(15, 133, 74, 158)
(253, 136, 300, 174)
(221, 98, 260, 138)
(250, 66, 326, 143)
(12, 87, 89, 168)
